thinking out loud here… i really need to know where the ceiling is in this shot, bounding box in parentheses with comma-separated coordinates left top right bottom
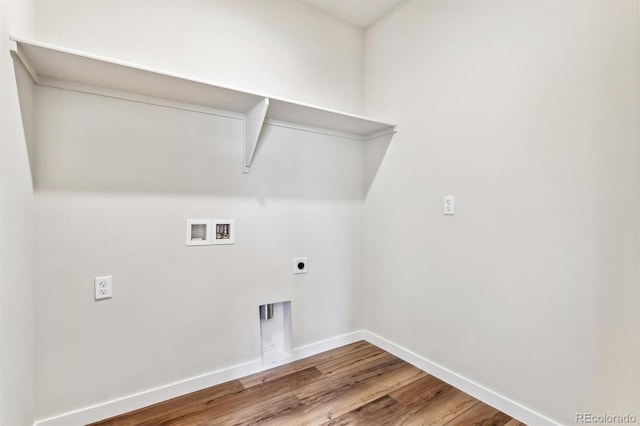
(300, 0, 405, 29)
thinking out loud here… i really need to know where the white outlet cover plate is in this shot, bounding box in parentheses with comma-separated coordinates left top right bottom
(293, 257, 308, 274)
(95, 275, 113, 300)
(444, 195, 455, 215)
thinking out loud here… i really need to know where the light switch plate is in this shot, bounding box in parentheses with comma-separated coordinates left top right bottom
(444, 196, 455, 215)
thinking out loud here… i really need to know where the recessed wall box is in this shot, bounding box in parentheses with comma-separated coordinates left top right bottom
(259, 301, 292, 366)
(186, 220, 211, 246)
(212, 219, 235, 245)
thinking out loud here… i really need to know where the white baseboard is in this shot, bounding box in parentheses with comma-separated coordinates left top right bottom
(34, 330, 365, 426)
(294, 330, 365, 360)
(363, 330, 559, 426)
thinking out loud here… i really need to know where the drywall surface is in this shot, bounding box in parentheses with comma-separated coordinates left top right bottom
(34, 0, 364, 114)
(0, 0, 36, 425)
(33, 85, 364, 418)
(363, 0, 639, 424)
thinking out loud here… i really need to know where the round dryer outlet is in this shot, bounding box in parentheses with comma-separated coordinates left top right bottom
(293, 257, 308, 274)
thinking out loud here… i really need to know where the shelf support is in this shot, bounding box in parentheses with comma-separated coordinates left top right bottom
(243, 97, 270, 173)
(9, 40, 41, 85)
(364, 126, 397, 196)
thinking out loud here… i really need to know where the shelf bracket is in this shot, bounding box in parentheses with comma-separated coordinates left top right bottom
(243, 97, 270, 173)
(9, 39, 41, 85)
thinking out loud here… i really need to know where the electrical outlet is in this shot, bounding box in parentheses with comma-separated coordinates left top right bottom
(95, 275, 112, 300)
(444, 196, 455, 215)
(293, 257, 308, 274)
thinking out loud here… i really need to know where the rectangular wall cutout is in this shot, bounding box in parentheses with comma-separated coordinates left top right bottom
(186, 220, 211, 246)
(259, 301, 292, 366)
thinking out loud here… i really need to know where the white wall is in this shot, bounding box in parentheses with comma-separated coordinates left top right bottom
(364, 0, 639, 424)
(35, 0, 364, 114)
(0, 0, 36, 425)
(31, 0, 366, 419)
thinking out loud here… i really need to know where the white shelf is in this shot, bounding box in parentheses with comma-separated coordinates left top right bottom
(10, 36, 396, 172)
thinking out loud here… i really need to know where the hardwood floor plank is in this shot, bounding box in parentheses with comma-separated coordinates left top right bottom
(398, 386, 479, 426)
(389, 374, 451, 407)
(443, 401, 511, 426)
(292, 352, 403, 400)
(321, 395, 409, 426)
(316, 344, 388, 377)
(182, 391, 301, 426)
(311, 342, 381, 370)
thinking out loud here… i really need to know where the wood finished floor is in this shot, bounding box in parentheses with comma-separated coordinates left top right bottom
(90, 341, 527, 426)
